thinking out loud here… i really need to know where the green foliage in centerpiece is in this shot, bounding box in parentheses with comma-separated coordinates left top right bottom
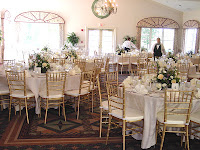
(167, 52, 178, 63)
(186, 51, 193, 57)
(65, 49, 78, 59)
(155, 59, 180, 89)
(29, 48, 51, 73)
(67, 32, 79, 46)
(116, 45, 125, 55)
(0, 30, 3, 43)
(123, 35, 137, 44)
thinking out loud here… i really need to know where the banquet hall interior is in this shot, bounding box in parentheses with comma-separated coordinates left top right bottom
(1, 0, 200, 150)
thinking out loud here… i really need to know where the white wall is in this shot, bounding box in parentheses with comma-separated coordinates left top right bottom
(0, 0, 183, 48)
(183, 9, 200, 23)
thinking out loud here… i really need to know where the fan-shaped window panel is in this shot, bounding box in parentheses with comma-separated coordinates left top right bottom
(137, 17, 179, 29)
(136, 17, 179, 53)
(183, 20, 200, 54)
(14, 11, 65, 24)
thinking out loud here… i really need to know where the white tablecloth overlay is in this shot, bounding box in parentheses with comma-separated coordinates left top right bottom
(0, 70, 81, 114)
(26, 74, 81, 114)
(125, 90, 200, 149)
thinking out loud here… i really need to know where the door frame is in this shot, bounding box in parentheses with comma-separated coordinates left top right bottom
(85, 26, 117, 55)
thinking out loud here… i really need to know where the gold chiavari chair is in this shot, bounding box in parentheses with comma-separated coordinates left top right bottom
(94, 58, 104, 68)
(3, 60, 15, 67)
(99, 57, 110, 86)
(106, 71, 119, 85)
(74, 59, 86, 72)
(177, 63, 190, 78)
(156, 90, 194, 150)
(118, 54, 130, 74)
(65, 71, 92, 120)
(148, 61, 157, 74)
(106, 84, 144, 150)
(131, 64, 148, 79)
(0, 85, 10, 112)
(107, 53, 117, 71)
(53, 58, 66, 66)
(190, 111, 200, 139)
(6, 71, 35, 124)
(39, 72, 67, 124)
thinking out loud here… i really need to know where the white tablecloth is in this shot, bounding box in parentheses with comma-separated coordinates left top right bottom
(125, 90, 200, 149)
(0, 71, 81, 114)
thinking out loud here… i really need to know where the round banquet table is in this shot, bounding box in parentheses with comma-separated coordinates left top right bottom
(0, 70, 81, 114)
(124, 89, 200, 149)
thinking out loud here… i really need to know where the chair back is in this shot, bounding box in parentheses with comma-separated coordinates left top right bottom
(6, 71, 26, 97)
(74, 59, 86, 72)
(177, 63, 190, 74)
(148, 61, 157, 74)
(53, 58, 66, 66)
(106, 71, 119, 85)
(107, 83, 125, 118)
(164, 89, 194, 125)
(79, 71, 93, 94)
(3, 60, 15, 67)
(94, 58, 104, 68)
(104, 57, 110, 72)
(46, 72, 66, 98)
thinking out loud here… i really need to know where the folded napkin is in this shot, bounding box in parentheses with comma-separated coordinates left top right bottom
(69, 69, 76, 76)
(122, 76, 134, 88)
(134, 83, 148, 94)
(74, 65, 81, 74)
(195, 88, 200, 98)
(191, 78, 198, 87)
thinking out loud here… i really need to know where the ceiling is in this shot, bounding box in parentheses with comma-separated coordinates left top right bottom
(152, 0, 200, 12)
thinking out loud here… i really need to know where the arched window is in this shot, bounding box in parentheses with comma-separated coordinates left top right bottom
(4, 11, 65, 61)
(136, 17, 179, 53)
(183, 20, 200, 54)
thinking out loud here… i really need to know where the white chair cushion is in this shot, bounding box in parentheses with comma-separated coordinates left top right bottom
(190, 111, 200, 124)
(111, 108, 144, 122)
(157, 111, 187, 125)
(0, 86, 9, 95)
(39, 91, 64, 99)
(10, 90, 35, 98)
(118, 62, 129, 65)
(188, 74, 200, 79)
(65, 88, 89, 97)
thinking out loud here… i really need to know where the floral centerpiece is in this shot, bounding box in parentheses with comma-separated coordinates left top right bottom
(29, 49, 51, 73)
(116, 45, 125, 55)
(154, 59, 180, 89)
(167, 52, 178, 63)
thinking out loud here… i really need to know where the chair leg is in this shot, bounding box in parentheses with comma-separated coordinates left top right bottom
(106, 114, 112, 145)
(186, 125, 190, 150)
(24, 98, 29, 124)
(92, 90, 94, 113)
(77, 96, 80, 120)
(74, 97, 77, 112)
(62, 98, 66, 122)
(58, 103, 61, 116)
(45, 99, 48, 124)
(19, 99, 21, 116)
(160, 124, 166, 150)
(155, 120, 159, 144)
(99, 108, 103, 138)
(9, 97, 12, 121)
(123, 120, 126, 150)
(0, 96, 3, 111)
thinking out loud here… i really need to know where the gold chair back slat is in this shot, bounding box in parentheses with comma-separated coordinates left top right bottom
(6, 71, 26, 96)
(74, 59, 86, 72)
(52, 58, 66, 66)
(46, 72, 66, 97)
(106, 71, 119, 85)
(164, 90, 194, 125)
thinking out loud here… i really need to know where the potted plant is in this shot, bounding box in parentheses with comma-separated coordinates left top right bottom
(67, 32, 80, 47)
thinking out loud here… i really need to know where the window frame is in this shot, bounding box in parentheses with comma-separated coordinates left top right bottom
(85, 26, 116, 56)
